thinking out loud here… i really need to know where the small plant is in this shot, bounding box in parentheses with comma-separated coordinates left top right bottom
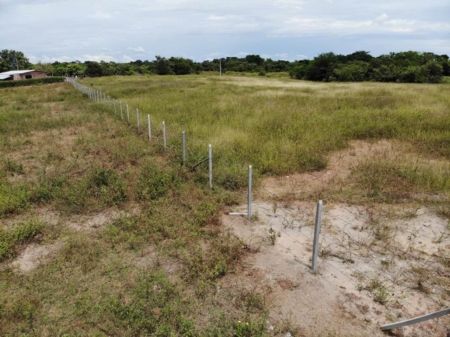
(268, 227, 277, 245)
(234, 319, 267, 337)
(4, 159, 24, 175)
(0, 181, 29, 216)
(137, 162, 175, 201)
(365, 278, 390, 305)
(0, 219, 43, 261)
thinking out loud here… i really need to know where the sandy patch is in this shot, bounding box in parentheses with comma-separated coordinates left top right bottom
(259, 139, 449, 201)
(222, 202, 449, 336)
(67, 203, 141, 231)
(11, 241, 63, 273)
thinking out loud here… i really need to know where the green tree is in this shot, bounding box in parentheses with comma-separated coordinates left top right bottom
(169, 57, 194, 75)
(154, 56, 173, 75)
(421, 60, 443, 83)
(305, 52, 338, 81)
(333, 61, 370, 81)
(84, 61, 103, 77)
(0, 50, 32, 72)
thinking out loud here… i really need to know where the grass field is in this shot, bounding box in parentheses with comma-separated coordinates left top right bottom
(0, 74, 449, 336)
(83, 74, 450, 199)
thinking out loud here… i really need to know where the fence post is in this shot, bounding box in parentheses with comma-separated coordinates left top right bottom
(162, 121, 167, 150)
(248, 165, 253, 219)
(120, 101, 123, 120)
(182, 130, 186, 164)
(311, 200, 323, 273)
(136, 108, 140, 132)
(126, 104, 130, 124)
(208, 144, 212, 189)
(147, 114, 151, 141)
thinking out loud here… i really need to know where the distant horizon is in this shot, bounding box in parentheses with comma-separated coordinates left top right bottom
(25, 50, 449, 65)
(1, 0, 449, 64)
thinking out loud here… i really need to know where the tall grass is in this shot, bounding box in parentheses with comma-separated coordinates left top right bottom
(82, 75, 450, 188)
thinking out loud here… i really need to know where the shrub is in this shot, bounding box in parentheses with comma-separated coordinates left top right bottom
(0, 77, 64, 88)
(332, 61, 369, 81)
(137, 163, 176, 201)
(58, 168, 126, 213)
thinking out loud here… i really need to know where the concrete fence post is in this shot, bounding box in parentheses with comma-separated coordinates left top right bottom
(208, 144, 212, 189)
(147, 114, 151, 141)
(248, 165, 253, 219)
(136, 108, 140, 132)
(182, 131, 186, 164)
(162, 121, 167, 150)
(311, 200, 323, 273)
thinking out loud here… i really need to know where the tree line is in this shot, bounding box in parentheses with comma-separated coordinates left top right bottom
(1, 49, 449, 83)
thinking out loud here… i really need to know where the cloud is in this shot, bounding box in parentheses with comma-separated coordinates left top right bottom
(128, 46, 146, 53)
(89, 11, 114, 20)
(1, 0, 449, 62)
(272, 14, 450, 36)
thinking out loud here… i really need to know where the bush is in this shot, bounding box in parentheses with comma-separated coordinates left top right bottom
(58, 168, 126, 213)
(332, 61, 369, 81)
(0, 77, 64, 88)
(137, 163, 176, 200)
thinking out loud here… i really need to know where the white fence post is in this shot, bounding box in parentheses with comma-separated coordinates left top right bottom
(136, 108, 140, 132)
(162, 121, 167, 150)
(311, 200, 323, 273)
(248, 165, 253, 219)
(208, 144, 212, 189)
(147, 114, 151, 141)
(182, 130, 186, 164)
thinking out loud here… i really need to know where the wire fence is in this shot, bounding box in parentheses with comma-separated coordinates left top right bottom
(66, 77, 253, 217)
(65, 77, 326, 266)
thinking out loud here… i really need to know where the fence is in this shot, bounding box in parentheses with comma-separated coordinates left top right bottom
(65, 77, 324, 273)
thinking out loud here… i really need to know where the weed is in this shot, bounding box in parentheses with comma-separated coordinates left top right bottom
(3, 159, 24, 175)
(137, 162, 176, 201)
(107, 270, 196, 336)
(268, 227, 277, 245)
(58, 167, 126, 213)
(0, 219, 43, 261)
(0, 181, 29, 216)
(362, 278, 390, 305)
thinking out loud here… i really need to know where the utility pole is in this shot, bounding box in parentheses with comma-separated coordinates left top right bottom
(13, 53, 19, 70)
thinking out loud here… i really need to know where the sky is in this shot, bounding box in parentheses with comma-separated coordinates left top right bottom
(1, 0, 449, 63)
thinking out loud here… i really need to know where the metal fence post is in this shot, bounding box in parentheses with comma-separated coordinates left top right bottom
(162, 121, 167, 150)
(312, 200, 323, 273)
(147, 114, 151, 141)
(208, 144, 212, 189)
(248, 165, 253, 219)
(182, 131, 186, 164)
(136, 108, 140, 132)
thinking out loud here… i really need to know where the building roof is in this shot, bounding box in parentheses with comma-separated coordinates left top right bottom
(0, 69, 36, 80)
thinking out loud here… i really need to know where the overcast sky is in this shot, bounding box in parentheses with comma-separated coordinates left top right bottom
(1, 0, 449, 63)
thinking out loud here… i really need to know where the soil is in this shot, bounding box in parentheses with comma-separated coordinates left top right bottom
(222, 140, 450, 337)
(11, 242, 63, 273)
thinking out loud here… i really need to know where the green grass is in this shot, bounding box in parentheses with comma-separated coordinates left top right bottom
(0, 220, 43, 261)
(82, 75, 450, 183)
(0, 81, 268, 336)
(0, 75, 449, 336)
